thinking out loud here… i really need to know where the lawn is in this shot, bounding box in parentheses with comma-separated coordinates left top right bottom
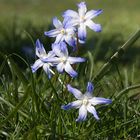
(0, 0, 140, 139)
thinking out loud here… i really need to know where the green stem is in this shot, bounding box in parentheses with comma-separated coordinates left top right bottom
(114, 84, 140, 100)
(93, 29, 140, 84)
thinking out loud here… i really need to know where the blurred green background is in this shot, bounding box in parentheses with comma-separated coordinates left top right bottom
(0, 0, 139, 65)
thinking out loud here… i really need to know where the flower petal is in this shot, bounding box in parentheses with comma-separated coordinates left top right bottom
(89, 97, 112, 106)
(47, 50, 56, 58)
(77, 2, 87, 17)
(85, 9, 103, 20)
(63, 10, 79, 18)
(68, 57, 86, 64)
(52, 43, 67, 57)
(43, 57, 61, 65)
(31, 59, 43, 73)
(59, 42, 68, 57)
(35, 39, 46, 58)
(44, 29, 60, 37)
(65, 62, 77, 77)
(85, 20, 101, 32)
(67, 84, 83, 99)
(53, 17, 62, 28)
(55, 34, 64, 44)
(43, 63, 53, 79)
(87, 105, 99, 120)
(65, 35, 76, 47)
(56, 62, 65, 73)
(61, 100, 82, 110)
(76, 105, 87, 122)
(86, 82, 94, 93)
(78, 23, 86, 41)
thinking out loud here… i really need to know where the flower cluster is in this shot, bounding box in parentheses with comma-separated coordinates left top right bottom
(31, 1, 112, 122)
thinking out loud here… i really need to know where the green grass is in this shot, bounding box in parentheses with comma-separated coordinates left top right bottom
(0, 0, 140, 139)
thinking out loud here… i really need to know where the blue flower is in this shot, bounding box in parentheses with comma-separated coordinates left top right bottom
(44, 42, 86, 78)
(44, 17, 76, 47)
(63, 2, 103, 41)
(61, 82, 112, 122)
(31, 39, 55, 79)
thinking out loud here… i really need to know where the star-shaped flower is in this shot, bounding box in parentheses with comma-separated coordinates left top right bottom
(44, 42, 86, 77)
(61, 82, 112, 122)
(31, 39, 55, 79)
(63, 2, 103, 41)
(44, 17, 76, 47)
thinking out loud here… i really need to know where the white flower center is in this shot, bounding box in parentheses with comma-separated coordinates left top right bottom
(80, 16, 85, 23)
(60, 29, 66, 34)
(61, 56, 67, 63)
(82, 98, 88, 105)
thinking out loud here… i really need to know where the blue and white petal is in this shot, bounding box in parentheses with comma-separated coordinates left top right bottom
(36, 39, 46, 58)
(85, 20, 102, 32)
(43, 63, 53, 79)
(53, 17, 62, 28)
(55, 34, 64, 44)
(43, 57, 61, 65)
(44, 29, 60, 37)
(31, 59, 43, 73)
(87, 105, 99, 120)
(78, 23, 86, 41)
(59, 42, 68, 57)
(89, 97, 112, 106)
(56, 62, 65, 73)
(67, 84, 83, 99)
(68, 57, 86, 64)
(85, 9, 103, 20)
(65, 62, 78, 78)
(77, 2, 87, 17)
(65, 35, 76, 47)
(52, 43, 65, 57)
(76, 104, 87, 122)
(63, 10, 79, 18)
(86, 82, 94, 93)
(61, 100, 82, 110)
(47, 50, 56, 58)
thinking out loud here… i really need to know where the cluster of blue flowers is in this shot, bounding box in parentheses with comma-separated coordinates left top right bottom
(31, 2, 112, 122)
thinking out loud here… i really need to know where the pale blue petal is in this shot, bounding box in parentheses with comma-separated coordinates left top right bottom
(63, 17, 71, 28)
(65, 62, 77, 78)
(31, 59, 43, 73)
(36, 39, 46, 58)
(65, 27, 76, 34)
(52, 43, 65, 57)
(65, 35, 76, 47)
(44, 29, 60, 37)
(87, 105, 99, 120)
(43, 57, 61, 64)
(85, 20, 102, 32)
(55, 34, 64, 43)
(86, 82, 94, 93)
(68, 57, 86, 64)
(78, 24, 86, 41)
(67, 84, 83, 99)
(59, 42, 68, 57)
(77, 2, 87, 17)
(53, 17, 62, 28)
(85, 9, 103, 20)
(56, 62, 65, 73)
(61, 100, 82, 110)
(52, 42, 68, 57)
(63, 10, 79, 18)
(47, 51, 56, 58)
(43, 63, 53, 79)
(76, 105, 87, 122)
(79, 39, 85, 44)
(89, 97, 112, 106)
